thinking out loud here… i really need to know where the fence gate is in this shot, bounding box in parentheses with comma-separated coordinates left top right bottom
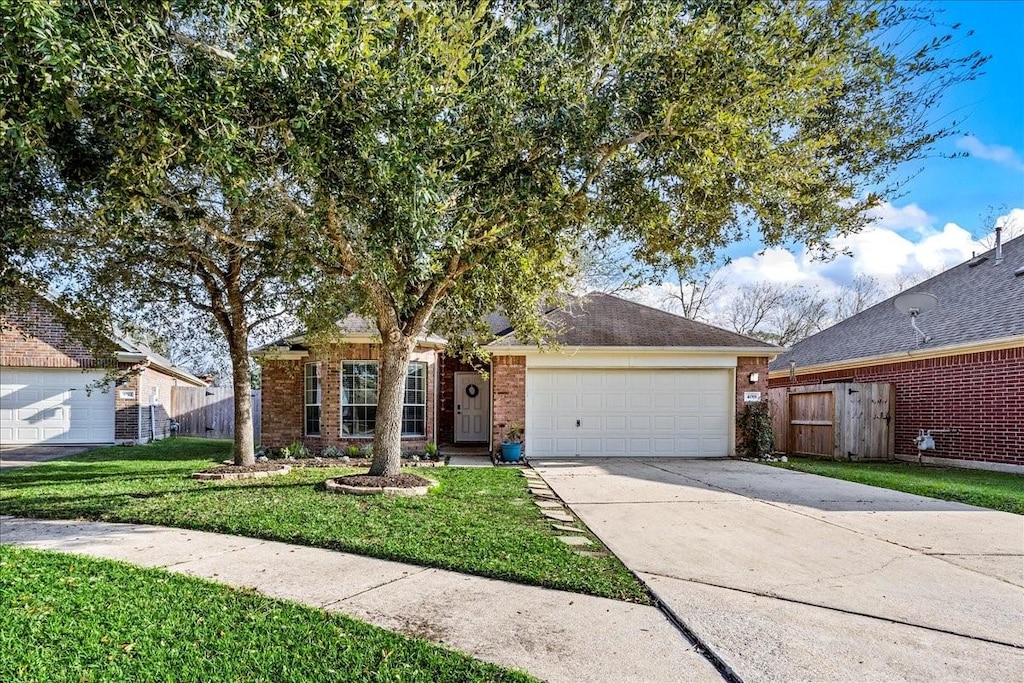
(769, 383, 894, 461)
(171, 387, 262, 442)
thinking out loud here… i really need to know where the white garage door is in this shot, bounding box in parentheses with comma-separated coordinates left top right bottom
(0, 368, 115, 445)
(527, 369, 731, 457)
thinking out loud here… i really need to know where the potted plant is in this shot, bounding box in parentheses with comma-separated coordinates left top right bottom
(500, 423, 524, 462)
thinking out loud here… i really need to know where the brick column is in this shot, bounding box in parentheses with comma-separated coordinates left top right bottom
(491, 355, 526, 453)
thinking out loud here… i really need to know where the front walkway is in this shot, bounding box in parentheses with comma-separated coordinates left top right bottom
(532, 458, 1024, 683)
(0, 516, 721, 683)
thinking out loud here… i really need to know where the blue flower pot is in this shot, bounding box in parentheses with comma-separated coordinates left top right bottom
(500, 442, 522, 462)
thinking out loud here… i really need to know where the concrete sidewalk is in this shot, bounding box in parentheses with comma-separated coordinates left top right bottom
(0, 516, 721, 683)
(533, 458, 1024, 683)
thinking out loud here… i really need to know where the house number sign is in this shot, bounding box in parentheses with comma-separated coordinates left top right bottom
(465, 384, 480, 398)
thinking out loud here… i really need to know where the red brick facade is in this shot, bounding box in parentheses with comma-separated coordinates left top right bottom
(1, 298, 112, 368)
(769, 346, 1024, 467)
(735, 356, 770, 452)
(258, 343, 437, 453)
(262, 347, 770, 458)
(490, 356, 526, 451)
(2, 294, 201, 444)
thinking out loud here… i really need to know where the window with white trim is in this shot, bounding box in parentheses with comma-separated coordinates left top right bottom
(304, 363, 321, 436)
(341, 361, 427, 437)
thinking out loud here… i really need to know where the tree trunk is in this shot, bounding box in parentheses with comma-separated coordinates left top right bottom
(227, 328, 255, 466)
(369, 335, 413, 476)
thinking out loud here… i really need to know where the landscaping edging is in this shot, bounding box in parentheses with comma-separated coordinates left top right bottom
(324, 475, 439, 497)
(192, 465, 291, 481)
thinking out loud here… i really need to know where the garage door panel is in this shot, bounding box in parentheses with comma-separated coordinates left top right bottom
(527, 368, 732, 458)
(1, 368, 115, 445)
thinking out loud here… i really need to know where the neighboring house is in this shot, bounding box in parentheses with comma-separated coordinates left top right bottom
(1, 294, 207, 446)
(255, 292, 779, 458)
(769, 234, 1024, 471)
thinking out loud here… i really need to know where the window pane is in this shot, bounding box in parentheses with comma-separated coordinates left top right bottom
(402, 405, 425, 437)
(305, 405, 321, 436)
(404, 363, 426, 405)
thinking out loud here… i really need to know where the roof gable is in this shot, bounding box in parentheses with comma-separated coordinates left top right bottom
(771, 234, 1024, 371)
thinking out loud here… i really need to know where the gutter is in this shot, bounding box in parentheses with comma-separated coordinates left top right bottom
(767, 333, 1024, 380)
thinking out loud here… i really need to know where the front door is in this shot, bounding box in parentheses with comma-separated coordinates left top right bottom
(454, 372, 490, 443)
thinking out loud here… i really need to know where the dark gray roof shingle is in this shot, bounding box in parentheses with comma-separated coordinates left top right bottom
(489, 292, 778, 349)
(770, 234, 1024, 371)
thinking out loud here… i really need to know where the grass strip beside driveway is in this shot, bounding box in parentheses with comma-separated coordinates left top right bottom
(771, 457, 1023, 514)
(0, 545, 535, 683)
(0, 439, 652, 604)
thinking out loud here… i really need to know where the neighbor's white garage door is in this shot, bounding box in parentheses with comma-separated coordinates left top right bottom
(0, 368, 115, 445)
(527, 369, 731, 457)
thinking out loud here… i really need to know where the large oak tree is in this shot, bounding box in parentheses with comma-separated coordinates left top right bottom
(4, 1, 983, 475)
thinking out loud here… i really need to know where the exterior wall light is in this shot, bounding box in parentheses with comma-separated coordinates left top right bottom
(748, 372, 759, 384)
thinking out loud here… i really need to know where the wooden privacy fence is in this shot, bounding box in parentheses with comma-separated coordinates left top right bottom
(768, 383, 894, 461)
(171, 386, 262, 442)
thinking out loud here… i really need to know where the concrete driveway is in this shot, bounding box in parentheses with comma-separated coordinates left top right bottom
(0, 445, 99, 470)
(532, 458, 1024, 683)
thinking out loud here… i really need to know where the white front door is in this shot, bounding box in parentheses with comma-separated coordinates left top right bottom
(454, 372, 490, 442)
(526, 368, 732, 457)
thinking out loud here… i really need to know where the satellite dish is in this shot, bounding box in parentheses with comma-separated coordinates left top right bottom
(894, 292, 938, 316)
(894, 292, 938, 344)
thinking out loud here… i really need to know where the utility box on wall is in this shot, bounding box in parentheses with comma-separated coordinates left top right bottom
(768, 383, 895, 461)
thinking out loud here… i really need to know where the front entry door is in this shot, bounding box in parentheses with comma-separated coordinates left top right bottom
(454, 372, 490, 443)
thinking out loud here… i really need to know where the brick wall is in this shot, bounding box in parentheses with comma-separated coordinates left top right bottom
(735, 356, 771, 454)
(258, 344, 436, 453)
(1, 297, 111, 368)
(768, 346, 1024, 466)
(491, 355, 526, 453)
(259, 358, 304, 449)
(114, 367, 140, 442)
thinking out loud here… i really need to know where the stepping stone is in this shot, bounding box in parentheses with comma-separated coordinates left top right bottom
(557, 535, 593, 547)
(542, 510, 575, 523)
(551, 524, 584, 533)
(576, 550, 610, 558)
(530, 488, 557, 498)
(534, 499, 563, 509)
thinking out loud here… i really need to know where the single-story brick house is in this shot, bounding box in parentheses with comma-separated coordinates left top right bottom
(255, 293, 779, 458)
(1, 294, 207, 445)
(769, 234, 1024, 472)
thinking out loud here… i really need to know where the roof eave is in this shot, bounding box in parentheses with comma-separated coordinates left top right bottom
(488, 345, 784, 357)
(768, 333, 1024, 379)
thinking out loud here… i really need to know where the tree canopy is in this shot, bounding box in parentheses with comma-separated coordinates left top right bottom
(3, 0, 985, 474)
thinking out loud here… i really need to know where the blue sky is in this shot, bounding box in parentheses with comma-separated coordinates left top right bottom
(707, 1, 1024, 290)
(632, 2, 1023, 316)
(900, 0, 1024, 231)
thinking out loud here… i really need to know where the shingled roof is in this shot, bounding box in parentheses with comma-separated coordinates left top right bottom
(770, 234, 1024, 372)
(489, 292, 778, 349)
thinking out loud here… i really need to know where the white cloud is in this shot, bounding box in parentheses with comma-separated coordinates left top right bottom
(955, 135, 1024, 172)
(864, 201, 933, 232)
(626, 203, 1019, 326)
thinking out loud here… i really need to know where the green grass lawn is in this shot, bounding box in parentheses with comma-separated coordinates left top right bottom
(0, 545, 534, 683)
(771, 457, 1024, 514)
(0, 438, 651, 604)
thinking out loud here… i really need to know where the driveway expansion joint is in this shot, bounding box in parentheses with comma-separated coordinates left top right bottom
(640, 571, 1024, 651)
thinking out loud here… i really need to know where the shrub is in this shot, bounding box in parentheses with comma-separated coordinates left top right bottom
(280, 441, 310, 459)
(739, 401, 774, 458)
(345, 444, 361, 458)
(424, 442, 439, 458)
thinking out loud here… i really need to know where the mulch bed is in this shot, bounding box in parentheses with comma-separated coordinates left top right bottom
(332, 473, 434, 488)
(268, 458, 444, 468)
